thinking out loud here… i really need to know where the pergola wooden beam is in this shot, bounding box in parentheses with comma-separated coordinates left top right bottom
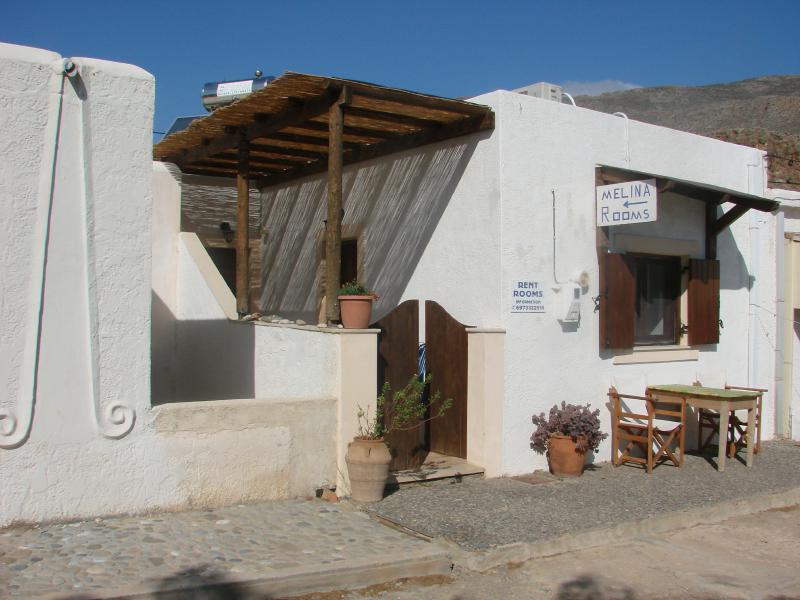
(325, 87, 350, 324)
(249, 142, 327, 159)
(349, 84, 489, 117)
(166, 84, 343, 165)
(235, 135, 250, 316)
(290, 119, 396, 141)
(343, 105, 443, 129)
(258, 111, 493, 188)
(264, 131, 361, 150)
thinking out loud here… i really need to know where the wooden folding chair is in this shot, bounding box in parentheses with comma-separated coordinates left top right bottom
(609, 387, 685, 473)
(697, 384, 765, 457)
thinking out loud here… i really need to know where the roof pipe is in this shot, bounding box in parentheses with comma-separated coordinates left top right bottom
(613, 112, 631, 167)
(562, 91, 576, 106)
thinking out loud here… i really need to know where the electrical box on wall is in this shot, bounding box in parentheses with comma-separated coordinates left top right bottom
(555, 283, 581, 323)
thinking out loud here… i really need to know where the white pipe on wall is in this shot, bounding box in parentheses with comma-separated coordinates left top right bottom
(774, 210, 787, 436)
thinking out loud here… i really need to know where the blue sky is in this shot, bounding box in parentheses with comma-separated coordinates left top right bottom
(3, 1, 799, 138)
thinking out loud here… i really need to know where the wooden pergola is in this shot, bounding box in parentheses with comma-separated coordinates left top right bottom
(154, 72, 495, 322)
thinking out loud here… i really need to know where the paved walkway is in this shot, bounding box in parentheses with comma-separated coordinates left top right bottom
(1, 441, 799, 599)
(0, 500, 450, 599)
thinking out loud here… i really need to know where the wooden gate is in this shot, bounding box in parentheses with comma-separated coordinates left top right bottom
(370, 300, 424, 470)
(425, 301, 468, 459)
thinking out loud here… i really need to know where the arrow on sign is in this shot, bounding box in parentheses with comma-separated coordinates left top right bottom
(623, 200, 648, 208)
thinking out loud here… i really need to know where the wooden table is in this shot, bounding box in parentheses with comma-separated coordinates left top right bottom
(646, 384, 759, 472)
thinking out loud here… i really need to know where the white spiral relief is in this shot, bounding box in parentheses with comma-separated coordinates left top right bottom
(98, 402, 136, 439)
(0, 412, 18, 438)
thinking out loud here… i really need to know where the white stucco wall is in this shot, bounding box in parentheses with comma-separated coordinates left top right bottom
(492, 90, 775, 474)
(0, 43, 157, 525)
(0, 45, 368, 527)
(255, 87, 780, 478)
(774, 188, 800, 440)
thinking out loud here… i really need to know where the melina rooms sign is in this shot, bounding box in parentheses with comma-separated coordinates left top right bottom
(596, 179, 657, 226)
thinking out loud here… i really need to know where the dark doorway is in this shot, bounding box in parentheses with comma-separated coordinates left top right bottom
(206, 247, 237, 295)
(341, 239, 358, 284)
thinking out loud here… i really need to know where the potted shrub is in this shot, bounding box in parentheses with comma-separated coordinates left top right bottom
(530, 402, 607, 476)
(346, 374, 452, 502)
(338, 280, 378, 328)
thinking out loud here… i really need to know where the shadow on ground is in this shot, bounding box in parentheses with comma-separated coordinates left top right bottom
(61, 567, 259, 600)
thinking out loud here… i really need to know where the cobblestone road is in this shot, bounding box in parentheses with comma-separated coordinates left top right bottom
(0, 500, 442, 598)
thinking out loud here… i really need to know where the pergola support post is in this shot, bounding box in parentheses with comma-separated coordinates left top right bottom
(236, 134, 250, 317)
(325, 88, 350, 325)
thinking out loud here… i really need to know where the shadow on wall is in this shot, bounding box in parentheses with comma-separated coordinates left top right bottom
(151, 292, 255, 404)
(259, 135, 486, 323)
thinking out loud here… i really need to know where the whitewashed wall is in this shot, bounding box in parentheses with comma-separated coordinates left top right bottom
(0, 44, 369, 527)
(256, 88, 779, 478)
(493, 91, 774, 474)
(775, 188, 800, 440)
(0, 43, 157, 525)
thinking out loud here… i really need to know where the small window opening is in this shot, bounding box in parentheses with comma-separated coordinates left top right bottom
(340, 239, 358, 284)
(633, 255, 680, 345)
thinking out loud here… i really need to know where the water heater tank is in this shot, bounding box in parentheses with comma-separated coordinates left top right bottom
(201, 75, 275, 112)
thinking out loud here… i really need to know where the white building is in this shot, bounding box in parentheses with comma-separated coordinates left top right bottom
(1, 41, 796, 526)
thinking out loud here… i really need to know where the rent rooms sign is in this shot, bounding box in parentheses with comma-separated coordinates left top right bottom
(596, 179, 657, 226)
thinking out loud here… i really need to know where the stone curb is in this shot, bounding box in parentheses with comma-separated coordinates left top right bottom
(447, 486, 800, 572)
(41, 546, 452, 600)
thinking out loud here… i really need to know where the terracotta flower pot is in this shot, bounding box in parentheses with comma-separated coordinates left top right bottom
(547, 434, 587, 476)
(345, 438, 392, 502)
(338, 295, 374, 329)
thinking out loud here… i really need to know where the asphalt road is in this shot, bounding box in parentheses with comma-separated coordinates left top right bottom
(331, 504, 800, 600)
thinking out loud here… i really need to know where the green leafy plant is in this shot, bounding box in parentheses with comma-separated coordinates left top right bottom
(338, 280, 377, 297)
(357, 374, 453, 440)
(530, 402, 607, 454)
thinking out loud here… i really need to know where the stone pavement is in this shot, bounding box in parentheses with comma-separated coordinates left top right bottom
(0, 500, 451, 599)
(2, 441, 800, 599)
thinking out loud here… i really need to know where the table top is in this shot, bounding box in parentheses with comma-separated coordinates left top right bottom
(647, 384, 759, 400)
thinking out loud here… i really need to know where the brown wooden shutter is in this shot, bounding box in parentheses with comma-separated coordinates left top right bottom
(600, 252, 635, 350)
(688, 259, 720, 345)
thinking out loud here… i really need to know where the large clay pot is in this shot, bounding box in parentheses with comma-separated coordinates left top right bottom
(547, 435, 587, 476)
(338, 295, 374, 329)
(345, 438, 392, 502)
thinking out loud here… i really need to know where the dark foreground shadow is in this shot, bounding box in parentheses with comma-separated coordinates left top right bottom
(556, 574, 636, 600)
(62, 567, 263, 600)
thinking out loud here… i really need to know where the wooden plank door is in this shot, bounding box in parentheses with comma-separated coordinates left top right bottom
(425, 301, 468, 459)
(370, 300, 425, 470)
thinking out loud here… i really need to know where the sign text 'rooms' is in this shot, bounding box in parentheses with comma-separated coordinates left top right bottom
(596, 178, 657, 226)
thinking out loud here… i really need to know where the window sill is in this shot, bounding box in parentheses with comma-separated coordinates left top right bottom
(613, 345, 699, 365)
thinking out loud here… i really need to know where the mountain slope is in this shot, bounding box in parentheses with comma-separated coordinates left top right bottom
(574, 76, 800, 190)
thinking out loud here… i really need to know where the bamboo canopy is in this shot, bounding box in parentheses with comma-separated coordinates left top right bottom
(153, 72, 495, 187)
(154, 72, 494, 321)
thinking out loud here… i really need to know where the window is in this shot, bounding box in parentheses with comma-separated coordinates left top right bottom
(340, 239, 358, 284)
(633, 255, 680, 345)
(599, 253, 719, 350)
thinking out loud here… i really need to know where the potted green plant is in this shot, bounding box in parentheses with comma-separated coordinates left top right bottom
(337, 280, 378, 329)
(346, 374, 452, 502)
(530, 402, 607, 476)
